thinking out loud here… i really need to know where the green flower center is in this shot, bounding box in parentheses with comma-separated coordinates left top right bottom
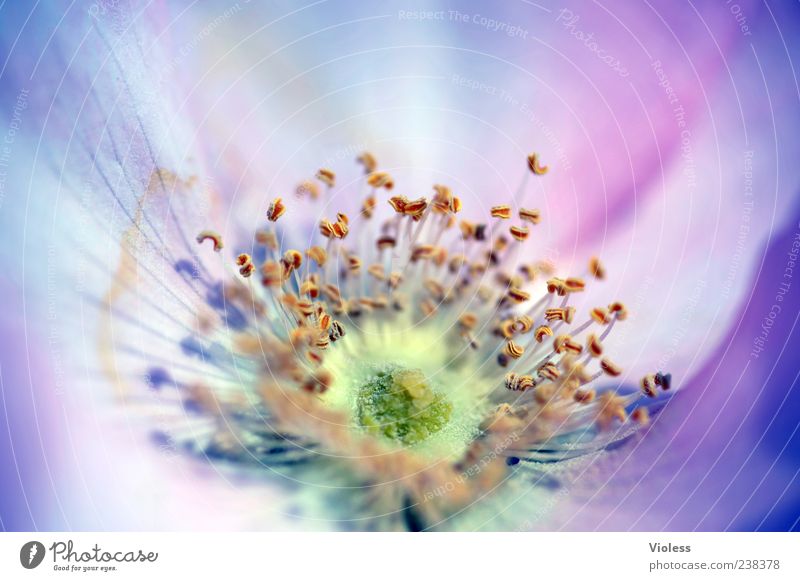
(356, 367, 453, 446)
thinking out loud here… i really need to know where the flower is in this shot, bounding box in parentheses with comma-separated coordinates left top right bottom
(122, 150, 671, 531)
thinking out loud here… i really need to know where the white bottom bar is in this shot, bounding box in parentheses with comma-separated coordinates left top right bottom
(0, 532, 797, 580)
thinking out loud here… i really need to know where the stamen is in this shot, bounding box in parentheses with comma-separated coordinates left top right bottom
(389, 195, 428, 220)
(306, 246, 327, 266)
(514, 315, 534, 334)
(589, 256, 605, 279)
(505, 372, 534, 392)
(357, 152, 377, 174)
(519, 208, 541, 224)
(631, 407, 650, 425)
(538, 362, 560, 381)
(177, 149, 666, 523)
(564, 277, 586, 292)
(508, 287, 531, 303)
(196, 230, 223, 251)
(361, 196, 377, 218)
(587, 333, 603, 357)
(655, 371, 672, 390)
(316, 168, 336, 188)
(545, 307, 575, 324)
(509, 225, 530, 242)
(527, 153, 549, 175)
(296, 180, 320, 200)
(534, 325, 553, 343)
(261, 261, 283, 287)
(267, 197, 286, 222)
(641, 374, 658, 397)
(236, 253, 255, 277)
(553, 335, 582, 354)
(608, 301, 628, 320)
(367, 171, 394, 190)
(491, 205, 512, 219)
(600, 358, 623, 377)
(590, 307, 611, 324)
(503, 340, 525, 359)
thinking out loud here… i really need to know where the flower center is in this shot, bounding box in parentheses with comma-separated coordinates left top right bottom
(356, 366, 453, 446)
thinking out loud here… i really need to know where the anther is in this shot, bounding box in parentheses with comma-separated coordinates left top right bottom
(196, 230, 223, 252)
(608, 301, 628, 320)
(281, 250, 302, 275)
(376, 236, 396, 252)
(534, 325, 553, 343)
(509, 225, 530, 242)
(236, 253, 255, 278)
(329, 320, 346, 342)
(589, 256, 605, 279)
(449, 254, 466, 273)
(519, 208, 541, 224)
(600, 358, 623, 377)
(491, 205, 512, 219)
(267, 197, 286, 222)
(357, 152, 377, 174)
(527, 153, 548, 175)
(420, 298, 437, 317)
(587, 334, 603, 357)
(590, 307, 611, 324)
(538, 362, 560, 381)
(641, 374, 658, 398)
(347, 255, 362, 272)
(318, 313, 331, 331)
(322, 284, 342, 303)
(505, 373, 535, 392)
(361, 196, 377, 218)
(316, 168, 335, 188)
(296, 180, 320, 200)
(459, 220, 477, 239)
(367, 171, 394, 190)
(553, 335, 582, 354)
(432, 185, 461, 214)
(367, 264, 385, 280)
(597, 393, 628, 428)
(655, 371, 672, 391)
(545, 307, 575, 324)
(503, 340, 525, 359)
(411, 245, 436, 262)
(514, 315, 534, 334)
(499, 319, 516, 339)
(306, 246, 327, 267)
(459, 312, 478, 330)
(631, 407, 650, 426)
(508, 287, 530, 303)
(388, 196, 427, 220)
(424, 279, 445, 300)
(261, 261, 283, 287)
(300, 278, 319, 298)
(565, 277, 586, 292)
(519, 264, 537, 281)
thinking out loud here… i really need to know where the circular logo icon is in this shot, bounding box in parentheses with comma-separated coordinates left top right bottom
(20, 541, 46, 569)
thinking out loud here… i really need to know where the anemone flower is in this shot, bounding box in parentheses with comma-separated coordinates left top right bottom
(1, 1, 799, 532)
